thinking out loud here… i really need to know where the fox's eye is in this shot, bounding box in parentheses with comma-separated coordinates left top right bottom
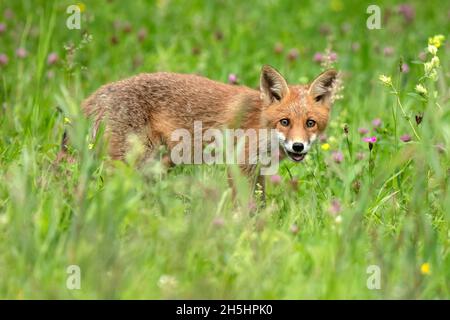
(306, 119, 316, 128)
(280, 119, 290, 127)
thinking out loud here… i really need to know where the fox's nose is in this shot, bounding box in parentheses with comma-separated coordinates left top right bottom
(292, 142, 304, 153)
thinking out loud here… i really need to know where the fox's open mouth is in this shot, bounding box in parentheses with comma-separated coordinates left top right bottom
(286, 150, 307, 162)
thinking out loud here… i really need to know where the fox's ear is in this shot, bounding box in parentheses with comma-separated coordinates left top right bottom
(260, 65, 289, 105)
(309, 69, 338, 104)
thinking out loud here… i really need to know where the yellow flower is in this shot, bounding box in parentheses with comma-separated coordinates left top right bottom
(420, 262, 431, 275)
(379, 74, 392, 86)
(64, 117, 71, 124)
(428, 35, 445, 48)
(321, 143, 330, 151)
(330, 0, 344, 12)
(77, 2, 86, 12)
(88, 143, 94, 150)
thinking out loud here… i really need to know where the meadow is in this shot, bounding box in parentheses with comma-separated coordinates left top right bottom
(0, 0, 449, 299)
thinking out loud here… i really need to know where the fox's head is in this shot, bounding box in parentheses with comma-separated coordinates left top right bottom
(260, 65, 338, 162)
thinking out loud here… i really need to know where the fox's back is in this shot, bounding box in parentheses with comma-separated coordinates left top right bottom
(83, 72, 257, 130)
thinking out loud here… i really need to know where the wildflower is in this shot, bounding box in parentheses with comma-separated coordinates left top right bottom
(46, 70, 55, 79)
(397, 4, 415, 23)
(427, 44, 437, 56)
(400, 63, 410, 73)
(290, 178, 299, 190)
(158, 275, 178, 290)
(328, 51, 338, 62)
(313, 52, 324, 63)
(329, 199, 342, 215)
(400, 134, 411, 142)
(420, 262, 431, 275)
(321, 143, 330, 151)
(227, 73, 238, 85)
(16, 47, 27, 58)
(379, 75, 392, 86)
(287, 48, 299, 61)
(270, 174, 282, 185)
(290, 224, 299, 234)
(137, 27, 147, 42)
(212, 217, 224, 228)
(428, 34, 445, 48)
(332, 151, 344, 163)
(273, 42, 283, 54)
(418, 51, 427, 61)
(358, 127, 369, 135)
(430, 56, 440, 68)
(0, 53, 8, 65)
(351, 42, 360, 52)
(372, 118, 382, 127)
(122, 22, 132, 33)
(0, 23, 5, 34)
(64, 117, 71, 124)
(47, 52, 58, 65)
(363, 136, 377, 143)
(383, 47, 394, 57)
(335, 215, 343, 224)
(76, 2, 86, 12)
(88, 143, 94, 150)
(415, 84, 427, 96)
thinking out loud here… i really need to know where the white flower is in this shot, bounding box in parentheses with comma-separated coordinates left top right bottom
(415, 84, 428, 96)
(427, 44, 437, 55)
(335, 215, 343, 224)
(379, 74, 392, 86)
(430, 56, 440, 68)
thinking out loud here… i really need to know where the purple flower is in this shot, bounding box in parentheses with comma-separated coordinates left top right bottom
(0, 53, 8, 65)
(47, 52, 58, 65)
(313, 52, 324, 63)
(212, 216, 225, 227)
(0, 23, 5, 34)
(383, 47, 394, 57)
(400, 134, 411, 142)
(372, 118, 382, 127)
(358, 127, 369, 135)
(287, 48, 299, 61)
(363, 136, 377, 143)
(401, 63, 410, 73)
(274, 42, 283, 54)
(329, 199, 342, 215)
(16, 47, 27, 58)
(270, 174, 282, 185)
(332, 151, 344, 164)
(4, 9, 14, 20)
(290, 224, 299, 234)
(228, 73, 238, 85)
(398, 4, 415, 23)
(356, 152, 365, 160)
(328, 51, 338, 62)
(418, 51, 427, 61)
(351, 42, 360, 52)
(137, 27, 147, 42)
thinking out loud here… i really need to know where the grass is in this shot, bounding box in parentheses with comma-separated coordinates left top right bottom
(0, 0, 449, 299)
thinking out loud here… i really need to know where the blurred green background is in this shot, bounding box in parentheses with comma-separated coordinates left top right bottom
(0, 0, 449, 299)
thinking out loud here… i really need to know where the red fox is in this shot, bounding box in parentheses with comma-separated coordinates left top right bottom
(82, 66, 338, 195)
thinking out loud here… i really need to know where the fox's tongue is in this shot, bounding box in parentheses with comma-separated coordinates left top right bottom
(292, 154, 303, 161)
